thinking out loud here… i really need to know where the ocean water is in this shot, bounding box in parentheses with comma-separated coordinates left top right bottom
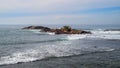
(0, 25, 120, 68)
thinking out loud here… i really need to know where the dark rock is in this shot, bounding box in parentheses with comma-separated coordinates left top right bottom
(23, 26, 91, 34)
(104, 29, 120, 31)
(41, 28, 51, 32)
(22, 26, 51, 30)
(80, 30, 91, 34)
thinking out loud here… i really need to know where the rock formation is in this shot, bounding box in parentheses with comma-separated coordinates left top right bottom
(23, 26, 50, 30)
(23, 26, 91, 34)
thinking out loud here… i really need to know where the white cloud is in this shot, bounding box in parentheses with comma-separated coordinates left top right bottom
(0, 0, 119, 25)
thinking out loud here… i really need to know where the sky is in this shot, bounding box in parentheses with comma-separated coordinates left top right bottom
(0, 0, 120, 25)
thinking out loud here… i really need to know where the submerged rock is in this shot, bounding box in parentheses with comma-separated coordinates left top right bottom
(23, 26, 91, 34)
(104, 29, 120, 31)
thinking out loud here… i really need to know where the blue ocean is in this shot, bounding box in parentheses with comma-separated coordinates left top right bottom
(0, 25, 120, 68)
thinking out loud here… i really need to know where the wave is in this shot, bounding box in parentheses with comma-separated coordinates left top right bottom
(88, 34, 120, 40)
(66, 34, 120, 40)
(65, 30, 120, 40)
(90, 30, 120, 40)
(25, 29, 120, 40)
(0, 39, 65, 46)
(0, 44, 114, 65)
(26, 29, 55, 35)
(91, 30, 120, 35)
(66, 34, 88, 40)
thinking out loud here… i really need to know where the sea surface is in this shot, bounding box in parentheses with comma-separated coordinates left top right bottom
(0, 25, 120, 68)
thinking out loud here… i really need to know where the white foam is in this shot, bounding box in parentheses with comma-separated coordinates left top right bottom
(91, 30, 120, 35)
(27, 29, 120, 40)
(28, 29, 41, 32)
(26, 29, 41, 34)
(106, 49, 115, 51)
(87, 34, 120, 39)
(67, 34, 88, 40)
(0, 49, 40, 65)
(46, 32, 55, 35)
(66, 30, 120, 40)
(26, 29, 55, 35)
(0, 44, 114, 65)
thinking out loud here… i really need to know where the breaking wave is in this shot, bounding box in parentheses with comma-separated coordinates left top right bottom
(67, 34, 87, 40)
(26, 29, 55, 35)
(25, 29, 120, 40)
(0, 44, 114, 65)
(0, 28, 118, 65)
(66, 30, 120, 40)
(91, 30, 120, 35)
(90, 30, 120, 40)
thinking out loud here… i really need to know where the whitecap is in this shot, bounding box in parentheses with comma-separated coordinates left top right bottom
(91, 30, 120, 35)
(67, 34, 88, 40)
(46, 32, 55, 35)
(0, 44, 115, 65)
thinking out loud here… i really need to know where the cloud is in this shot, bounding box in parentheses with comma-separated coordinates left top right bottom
(0, 0, 119, 13)
(0, 0, 119, 25)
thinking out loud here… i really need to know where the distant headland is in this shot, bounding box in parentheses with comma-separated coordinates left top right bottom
(22, 26, 91, 34)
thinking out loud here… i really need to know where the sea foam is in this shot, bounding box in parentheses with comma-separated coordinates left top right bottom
(0, 44, 114, 65)
(27, 29, 55, 35)
(67, 34, 88, 40)
(66, 30, 120, 40)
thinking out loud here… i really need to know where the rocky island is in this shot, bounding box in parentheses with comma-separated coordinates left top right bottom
(23, 26, 91, 34)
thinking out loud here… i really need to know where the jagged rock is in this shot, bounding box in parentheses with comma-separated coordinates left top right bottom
(23, 26, 91, 34)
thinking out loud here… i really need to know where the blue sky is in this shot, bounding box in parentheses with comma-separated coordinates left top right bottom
(0, 0, 120, 25)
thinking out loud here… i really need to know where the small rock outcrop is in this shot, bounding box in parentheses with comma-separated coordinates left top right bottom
(104, 29, 120, 31)
(23, 26, 91, 34)
(22, 26, 51, 30)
